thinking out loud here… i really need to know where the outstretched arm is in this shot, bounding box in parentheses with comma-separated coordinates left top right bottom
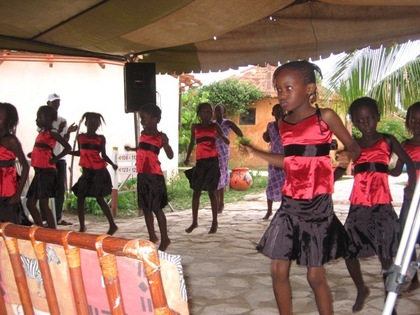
(242, 144, 284, 168)
(227, 120, 243, 137)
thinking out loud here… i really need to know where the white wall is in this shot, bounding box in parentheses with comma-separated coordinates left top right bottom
(0, 61, 179, 183)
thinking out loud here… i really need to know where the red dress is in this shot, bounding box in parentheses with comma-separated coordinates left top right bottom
(257, 111, 347, 266)
(26, 130, 57, 199)
(185, 124, 220, 191)
(345, 136, 399, 260)
(0, 142, 21, 224)
(71, 134, 112, 198)
(136, 132, 168, 212)
(0, 144, 17, 197)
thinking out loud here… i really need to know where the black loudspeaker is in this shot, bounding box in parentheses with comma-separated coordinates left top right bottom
(124, 62, 156, 113)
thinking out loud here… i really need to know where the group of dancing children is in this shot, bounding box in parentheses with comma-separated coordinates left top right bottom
(1, 59, 420, 313)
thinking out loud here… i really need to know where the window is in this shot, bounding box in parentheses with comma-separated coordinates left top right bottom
(239, 108, 256, 125)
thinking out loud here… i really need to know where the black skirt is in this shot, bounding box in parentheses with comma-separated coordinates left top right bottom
(184, 157, 220, 191)
(257, 194, 349, 266)
(344, 203, 400, 260)
(26, 168, 57, 199)
(0, 197, 21, 224)
(72, 167, 112, 198)
(137, 173, 168, 213)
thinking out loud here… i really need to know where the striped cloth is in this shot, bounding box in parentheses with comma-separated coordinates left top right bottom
(216, 119, 231, 190)
(266, 121, 285, 201)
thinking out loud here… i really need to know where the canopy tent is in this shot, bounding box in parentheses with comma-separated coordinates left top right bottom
(0, 0, 419, 73)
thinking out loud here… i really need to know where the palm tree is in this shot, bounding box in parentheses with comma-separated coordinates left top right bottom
(323, 40, 420, 117)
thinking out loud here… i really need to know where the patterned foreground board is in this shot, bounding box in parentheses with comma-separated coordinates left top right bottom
(0, 223, 188, 315)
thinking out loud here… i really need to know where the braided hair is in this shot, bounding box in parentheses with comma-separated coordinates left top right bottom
(272, 60, 323, 105)
(81, 112, 106, 126)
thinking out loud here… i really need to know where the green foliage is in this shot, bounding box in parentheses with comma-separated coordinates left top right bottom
(324, 41, 420, 116)
(202, 78, 265, 116)
(351, 116, 410, 142)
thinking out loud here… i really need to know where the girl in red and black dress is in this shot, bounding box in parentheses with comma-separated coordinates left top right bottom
(389, 101, 420, 293)
(0, 103, 29, 224)
(344, 97, 416, 313)
(184, 102, 229, 234)
(26, 106, 71, 229)
(71, 112, 118, 235)
(243, 61, 360, 315)
(125, 104, 174, 251)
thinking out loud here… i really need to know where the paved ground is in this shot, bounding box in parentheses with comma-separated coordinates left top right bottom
(61, 174, 420, 315)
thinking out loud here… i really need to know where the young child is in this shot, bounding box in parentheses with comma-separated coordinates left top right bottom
(26, 105, 71, 229)
(71, 112, 118, 235)
(243, 60, 360, 315)
(389, 101, 420, 293)
(125, 104, 174, 251)
(0, 102, 30, 224)
(344, 97, 416, 313)
(262, 103, 285, 220)
(214, 103, 243, 214)
(184, 102, 229, 234)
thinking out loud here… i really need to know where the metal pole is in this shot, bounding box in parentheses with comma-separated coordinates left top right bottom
(383, 180, 420, 314)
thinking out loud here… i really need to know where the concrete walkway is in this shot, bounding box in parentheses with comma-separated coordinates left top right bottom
(62, 174, 420, 315)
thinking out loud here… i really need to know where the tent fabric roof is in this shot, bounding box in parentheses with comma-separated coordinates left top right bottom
(1, 0, 419, 73)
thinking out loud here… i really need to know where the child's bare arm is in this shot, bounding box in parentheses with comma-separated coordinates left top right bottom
(227, 120, 243, 137)
(184, 124, 196, 165)
(389, 135, 416, 195)
(322, 108, 360, 161)
(243, 144, 284, 168)
(100, 136, 118, 170)
(50, 131, 71, 163)
(161, 133, 174, 160)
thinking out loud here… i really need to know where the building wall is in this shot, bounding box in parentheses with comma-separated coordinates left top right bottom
(229, 97, 279, 169)
(0, 61, 179, 183)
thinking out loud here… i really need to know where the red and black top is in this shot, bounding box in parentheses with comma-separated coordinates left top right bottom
(0, 142, 17, 197)
(280, 112, 333, 199)
(136, 132, 163, 175)
(78, 134, 107, 170)
(195, 124, 218, 160)
(31, 130, 56, 169)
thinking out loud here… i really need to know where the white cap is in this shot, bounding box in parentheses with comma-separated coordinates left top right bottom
(47, 93, 60, 102)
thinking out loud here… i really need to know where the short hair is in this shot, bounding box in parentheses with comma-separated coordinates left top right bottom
(406, 101, 420, 131)
(196, 102, 212, 114)
(139, 104, 162, 120)
(348, 97, 380, 123)
(0, 102, 19, 134)
(37, 105, 57, 121)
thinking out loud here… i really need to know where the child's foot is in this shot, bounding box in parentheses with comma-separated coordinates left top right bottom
(403, 279, 420, 294)
(352, 286, 370, 312)
(263, 212, 272, 220)
(185, 223, 198, 234)
(149, 237, 159, 244)
(107, 225, 119, 236)
(158, 238, 171, 251)
(218, 204, 224, 214)
(208, 223, 218, 234)
(79, 226, 87, 233)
